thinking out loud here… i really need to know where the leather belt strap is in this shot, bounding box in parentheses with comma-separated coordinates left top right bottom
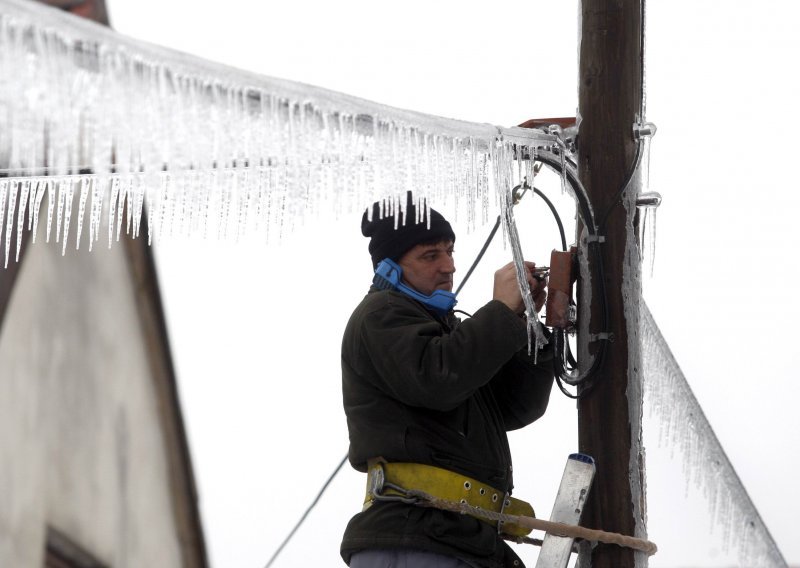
(364, 459, 535, 537)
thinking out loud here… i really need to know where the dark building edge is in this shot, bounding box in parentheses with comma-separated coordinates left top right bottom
(0, 2, 210, 566)
(123, 228, 209, 568)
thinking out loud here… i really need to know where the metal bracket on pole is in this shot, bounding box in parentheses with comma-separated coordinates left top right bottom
(635, 191, 661, 208)
(589, 332, 615, 343)
(632, 121, 657, 140)
(585, 234, 605, 244)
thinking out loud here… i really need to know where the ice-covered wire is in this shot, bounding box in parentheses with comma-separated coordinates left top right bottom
(455, 182, 565, 297)
(263, 453, 348, 568)
(0, 0, 561, 253)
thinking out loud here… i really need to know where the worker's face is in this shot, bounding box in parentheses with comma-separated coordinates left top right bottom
(397, 240, 456, 296)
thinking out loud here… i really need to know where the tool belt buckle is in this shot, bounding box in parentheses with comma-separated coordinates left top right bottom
(367, 461, 385, 498)
(497, 491, 511, 535)
(366, 459, 419, 508)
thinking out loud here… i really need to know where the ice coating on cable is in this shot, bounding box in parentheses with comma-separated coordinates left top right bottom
(494, 142, 547, 356)
(620, 160, 647, 568)
(641, 303, 787, 567)
(0, 0, 560, 267)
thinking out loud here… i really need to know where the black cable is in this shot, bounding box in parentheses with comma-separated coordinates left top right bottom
(534, 141, 644, 395)
(454, 215, 501, 296)
(264, 453, 348, 568)
(529, 183, 584, 393)
(561, 140, 643, 394)
(534, 150, 597, 236)
(554, 374, 581, 399)
(531, 151, 605, 393)
(532, 186, 567, 253)
(598, 141, 644, 231)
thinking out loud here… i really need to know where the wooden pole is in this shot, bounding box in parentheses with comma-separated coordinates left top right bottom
(577, 1, 646, 567)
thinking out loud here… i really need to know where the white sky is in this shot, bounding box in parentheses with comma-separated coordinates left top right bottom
(104, 1, 800, 566)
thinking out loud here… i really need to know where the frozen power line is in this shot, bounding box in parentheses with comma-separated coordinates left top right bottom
(641, 302, 787, 567)
(0, 0, 560, 264)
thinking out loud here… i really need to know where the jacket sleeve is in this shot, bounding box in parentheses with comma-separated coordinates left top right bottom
(488, 330, 555, 431)
(356, 293, 529, 412)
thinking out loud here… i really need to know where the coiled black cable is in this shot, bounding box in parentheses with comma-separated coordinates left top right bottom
(534, 142, 642, 398)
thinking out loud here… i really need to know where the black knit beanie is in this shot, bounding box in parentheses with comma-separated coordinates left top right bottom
(361, 194, 455, 269)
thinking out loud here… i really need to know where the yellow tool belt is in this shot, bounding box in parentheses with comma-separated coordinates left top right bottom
(364, 459, 535, 537)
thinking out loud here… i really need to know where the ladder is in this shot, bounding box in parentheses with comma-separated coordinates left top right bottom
(534, 453, 596, 568)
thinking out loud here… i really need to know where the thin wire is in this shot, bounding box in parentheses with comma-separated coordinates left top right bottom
(264, 453, 348, 568)
(532, 186, 567, 252)
(454, 215, 501, 296)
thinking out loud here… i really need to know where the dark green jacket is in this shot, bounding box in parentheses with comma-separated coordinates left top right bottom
(340, 288, 554, 568)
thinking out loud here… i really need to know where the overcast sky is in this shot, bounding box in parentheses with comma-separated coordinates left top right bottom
(104, 1, 799, 566)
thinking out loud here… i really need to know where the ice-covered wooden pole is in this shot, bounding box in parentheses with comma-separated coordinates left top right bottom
(576, 1, 647, 567)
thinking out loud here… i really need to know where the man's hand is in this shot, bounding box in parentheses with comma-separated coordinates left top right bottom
(493, 261, 548, 315)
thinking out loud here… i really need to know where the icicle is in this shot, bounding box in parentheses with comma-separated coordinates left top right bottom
(31, 179, 46, 243)
(26, 180, 38, 231)
(636, 191, 661, 277)
(55, 179, 65, 244)
(642, 303, 788, 567)
(115, 177, 126, 242)
(88, 176, 102, 250)
(494, 137, 547, 357)
(131, 174, 145, 239)
(146, 176, 157, 245)
(648, 206, 657, 276)
(15, 179, 29, 262)
(75, 176, 89, 249)
(546, 124, 569, 195)
(61, 178, 74, 256)
(0, 181, 8, 260)
(45, 180, 55, 243)
(4, 179, 19, 267)
(0, 0, 561, 253)
(639, 206, 657, 276)
(107, 176, 119, 247)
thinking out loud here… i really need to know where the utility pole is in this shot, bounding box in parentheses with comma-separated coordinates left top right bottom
(577, 1, 646, 567)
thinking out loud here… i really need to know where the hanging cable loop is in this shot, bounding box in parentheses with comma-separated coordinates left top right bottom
(531, 140, 645, 395)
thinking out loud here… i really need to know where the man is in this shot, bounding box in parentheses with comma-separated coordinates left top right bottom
(341, 195, 554, 568)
